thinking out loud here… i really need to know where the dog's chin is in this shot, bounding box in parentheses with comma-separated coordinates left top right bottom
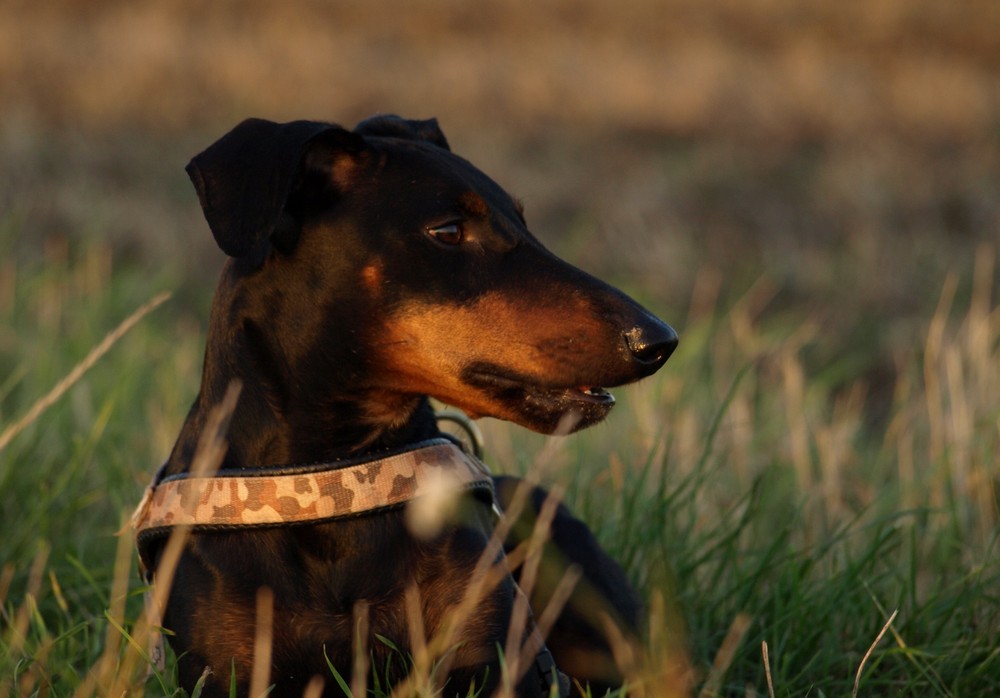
(460, 367, 617, 434)
(518, 385, 616, 434)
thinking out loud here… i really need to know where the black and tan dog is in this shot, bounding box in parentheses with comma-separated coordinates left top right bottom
(136, 115, 677, 696)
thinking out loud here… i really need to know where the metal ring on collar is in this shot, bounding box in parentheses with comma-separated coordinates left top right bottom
(435, 409, 485, 459)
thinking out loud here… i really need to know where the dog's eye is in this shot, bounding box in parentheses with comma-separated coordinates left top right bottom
(426, 223, 464, 245)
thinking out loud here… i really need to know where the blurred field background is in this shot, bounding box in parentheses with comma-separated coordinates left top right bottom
(1, 0, 999, 695)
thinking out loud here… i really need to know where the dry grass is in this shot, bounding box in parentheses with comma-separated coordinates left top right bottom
(2, 0, 998, 142)
(1, 232, 998, 696)
(3, 1, 998, 364)
(1, 3, 998, 693)
(0, 291, 169, 454)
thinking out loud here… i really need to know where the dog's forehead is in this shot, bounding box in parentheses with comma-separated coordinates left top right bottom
(371, 137, 521, 215)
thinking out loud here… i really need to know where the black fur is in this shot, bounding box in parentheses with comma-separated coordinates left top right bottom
(155, 114, 678, 696)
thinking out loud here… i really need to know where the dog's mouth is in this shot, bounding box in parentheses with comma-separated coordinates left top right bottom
(461, 363, 617, 433)
(566, 386, 615, 405)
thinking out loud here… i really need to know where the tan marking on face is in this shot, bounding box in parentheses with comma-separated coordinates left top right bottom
(361, 263, 383, 290)
(330, 153, 361, 189)
(459, 191, 489, 217)
(375, 290, 611, 418)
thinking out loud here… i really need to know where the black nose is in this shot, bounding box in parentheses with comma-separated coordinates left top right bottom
(624, 320, 678, 373)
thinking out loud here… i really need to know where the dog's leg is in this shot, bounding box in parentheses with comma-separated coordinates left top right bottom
(494, 475, 643, 695)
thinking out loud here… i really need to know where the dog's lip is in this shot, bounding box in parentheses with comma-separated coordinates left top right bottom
(458, 363, 618, 432)
(566, 386, 616, 405)
(464, 367, 615, 406)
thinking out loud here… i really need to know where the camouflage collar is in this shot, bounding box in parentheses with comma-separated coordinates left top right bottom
(131, 438, 493, 555)
(130, 439, 568, 694)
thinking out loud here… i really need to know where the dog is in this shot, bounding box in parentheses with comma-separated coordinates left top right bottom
(134, 115, 677, 696)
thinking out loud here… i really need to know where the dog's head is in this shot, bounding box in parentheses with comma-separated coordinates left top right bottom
(188, 116, 677, 434)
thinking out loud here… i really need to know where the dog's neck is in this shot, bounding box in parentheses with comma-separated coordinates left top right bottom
(167, 380, 439, 476)
(165, 273, 441, 475)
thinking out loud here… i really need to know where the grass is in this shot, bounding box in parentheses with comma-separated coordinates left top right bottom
(1, 225, 997, 696)
(2, 2, 998, 693)
(4, 0, 999, 142)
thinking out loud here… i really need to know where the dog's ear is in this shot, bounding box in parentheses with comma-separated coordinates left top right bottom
(186, 118, 365, 260)
(353, 114, 451, 151)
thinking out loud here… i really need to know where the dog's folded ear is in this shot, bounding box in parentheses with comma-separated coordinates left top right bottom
(186, 118, 365, 261)
(354, 114, 450, 151)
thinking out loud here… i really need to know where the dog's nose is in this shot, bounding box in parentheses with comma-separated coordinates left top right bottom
(624, 320, 678, 372)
